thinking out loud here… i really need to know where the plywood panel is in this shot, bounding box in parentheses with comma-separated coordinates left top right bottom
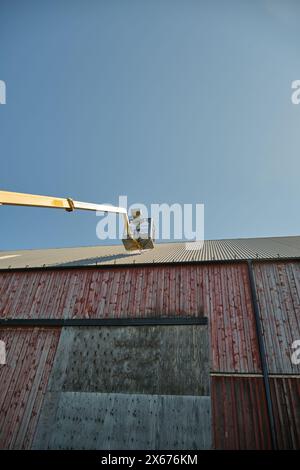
(270, 377, 300, 449)
(48, 325, 210, 396)
(33, 392, 211, 450)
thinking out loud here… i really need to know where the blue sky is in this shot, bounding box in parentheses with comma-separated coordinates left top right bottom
(1, 0, 300, 250)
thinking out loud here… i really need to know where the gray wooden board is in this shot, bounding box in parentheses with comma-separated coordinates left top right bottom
(33, 392, 211, 450)
(48, 325, 210, 396)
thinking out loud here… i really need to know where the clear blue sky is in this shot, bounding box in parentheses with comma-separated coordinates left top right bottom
(1, 0, 300, 250)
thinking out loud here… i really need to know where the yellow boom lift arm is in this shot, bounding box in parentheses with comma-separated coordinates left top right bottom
(0, 190, 154, 251)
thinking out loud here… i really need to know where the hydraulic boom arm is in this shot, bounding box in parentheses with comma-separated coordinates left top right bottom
(0, 190, 150, 251)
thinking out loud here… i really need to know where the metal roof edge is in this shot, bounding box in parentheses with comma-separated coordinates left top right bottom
(0, 255, 300, 273)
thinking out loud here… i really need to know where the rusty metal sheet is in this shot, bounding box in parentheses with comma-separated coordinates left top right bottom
(0, 328, 60, 449)
(253, 261, 300, 374)
(0, 264, 261, 373)
(211, 376, 272, 450)
(205, 264, 261, 373)
(270, 377, 300, 449)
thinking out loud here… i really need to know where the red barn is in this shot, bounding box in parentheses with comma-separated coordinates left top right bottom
(0, 236, 299, 449)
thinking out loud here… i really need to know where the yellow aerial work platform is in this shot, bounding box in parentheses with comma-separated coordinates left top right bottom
(0, 190, 155, 251)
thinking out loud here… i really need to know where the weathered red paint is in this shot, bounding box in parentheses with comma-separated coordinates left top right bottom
(0, 328, 60, 449)
(211, 375, 272, 449)
(0, 263, 261, 373)
(270, 377, 300, 449)
(254, 261, 300, 374)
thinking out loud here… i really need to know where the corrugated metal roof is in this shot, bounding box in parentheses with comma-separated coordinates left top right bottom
(0, 236, 300, 269)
